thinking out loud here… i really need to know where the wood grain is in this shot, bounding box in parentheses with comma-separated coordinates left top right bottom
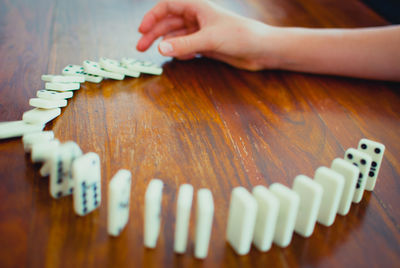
(0, 0, 399, 267)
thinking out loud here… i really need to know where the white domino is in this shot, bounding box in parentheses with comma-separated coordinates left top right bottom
(174, 184, 194, 254)
(226, 187, 258, 255)
(29, 98, 67, 109)
(22, 108, 61, 125)
(121, 57, 163, 75)
(269, 183, 299, 248)
(39, 161, 51, 177)
(31, 139, 60, 163)
(344, 148, 372, 203)
(292, 175, 323, 237)
(83, 60, 125, 80)
(37, 89, 73, 100)
(314, 167, 344, 226)
(99, 57, 140, 78)
(357, 139, 385, 191)
(45, 82, 80, 91)
(49, 141, 82, 199)
(108, 169, 132, 236)
(0, 121, 44, 139)
(331, 158, 359, 215)
(22, 130, 54, 152)
(144, 179, 164, 248)
(41, 74, 84, 83)
(72, 152, 101, 216)
(62, 64, 103, 83)
(252, 185, 279, 252)
(194, 188, 214, 259)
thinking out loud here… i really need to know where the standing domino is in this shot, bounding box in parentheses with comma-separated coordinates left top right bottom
(41, 74, 84, 83)
(252, 185, 279, 252)
(83, 60, 125, 80)
(72, 152, 101, 216)
(22, 131, 54, 153)
(292, 175, 323, 237)
(226, 187, 258, 255)
(29, 98, 67, 109)
(358, 139, 385, 191)
(194, 188, 214, 259)
(121, 58, 163, 75)
(99, 57, 140, 77)
(174, 184, 194, 254)
(269, 183, 299, 247)
(108, 169, 132, 236)
(49, 141, 83, 199)
(331, 158, 359, 215)
(22, 108, 61, 125)
(144, 179, 164, 248)
(62, 64, 103, 83)
(31, 139, 60, 163)
(344, 148, 372, 203)
(0, 121, 44, 139)
(314, 167, 344, 226)
(40, 161, 51, 177)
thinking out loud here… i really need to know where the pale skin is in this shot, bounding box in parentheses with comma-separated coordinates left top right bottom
(137, 0, 400, 81)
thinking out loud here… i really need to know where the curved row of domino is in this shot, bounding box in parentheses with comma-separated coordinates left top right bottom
(0, 57, 385, 259)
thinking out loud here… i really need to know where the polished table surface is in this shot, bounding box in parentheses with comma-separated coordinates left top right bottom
(0, 0, 399, 267)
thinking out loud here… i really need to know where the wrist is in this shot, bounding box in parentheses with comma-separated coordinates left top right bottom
(256, 25, 291, 70)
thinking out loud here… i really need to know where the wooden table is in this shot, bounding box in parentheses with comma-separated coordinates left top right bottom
(0, 0, 399, 267)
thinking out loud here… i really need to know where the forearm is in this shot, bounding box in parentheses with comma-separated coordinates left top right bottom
(265, 25, 400, 81)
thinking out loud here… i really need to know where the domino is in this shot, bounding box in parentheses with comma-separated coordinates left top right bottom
(62, 64, 103, 83)
(45, 82, 80, 91)
(314, 167, 344, 226)
(22, 130, 54, 153)
(344, 148, 372, 203)
(226, 187, 258, 255)
(29, 98, 67, 109)
(292, 175, 323, 237)
(49, 141, 82, 199)
(37, 89, 73, 100)
(269, 183, 299, 247)
(99, 57, 140, 78)
(358, 139, 385, 191)
(31, 139, 60, 163)
(144, 179, 164, 248)
(72, 152, 101, 216)
(39, 161, 51, 177)
(331, 158, 359, 215)
(108, 169, 132, 236)
(22, 108, 61, 125)
(174, 184, 194, 254)
(252, 185, 279, 252)
(83, 60, 125, 80)
(194, 188, 214, 259)
(41, 74, 84, 83)
(121, 58, 162, 75)
(0, 121, 44, 139)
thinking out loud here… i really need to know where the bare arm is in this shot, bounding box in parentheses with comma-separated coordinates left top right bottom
(269, 26, 400, 81)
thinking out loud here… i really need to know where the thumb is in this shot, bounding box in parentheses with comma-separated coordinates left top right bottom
(158, 32, 208, 57)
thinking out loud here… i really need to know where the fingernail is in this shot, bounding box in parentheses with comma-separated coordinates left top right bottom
(159, 41, 173, 55)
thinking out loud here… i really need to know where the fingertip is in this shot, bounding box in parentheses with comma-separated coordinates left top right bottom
(136, 38, 148, 52)
(138, 25, 146, 34)
(139, 12, 157, 33)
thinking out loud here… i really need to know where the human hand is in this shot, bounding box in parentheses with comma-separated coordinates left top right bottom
(136, 0, 280, 70)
